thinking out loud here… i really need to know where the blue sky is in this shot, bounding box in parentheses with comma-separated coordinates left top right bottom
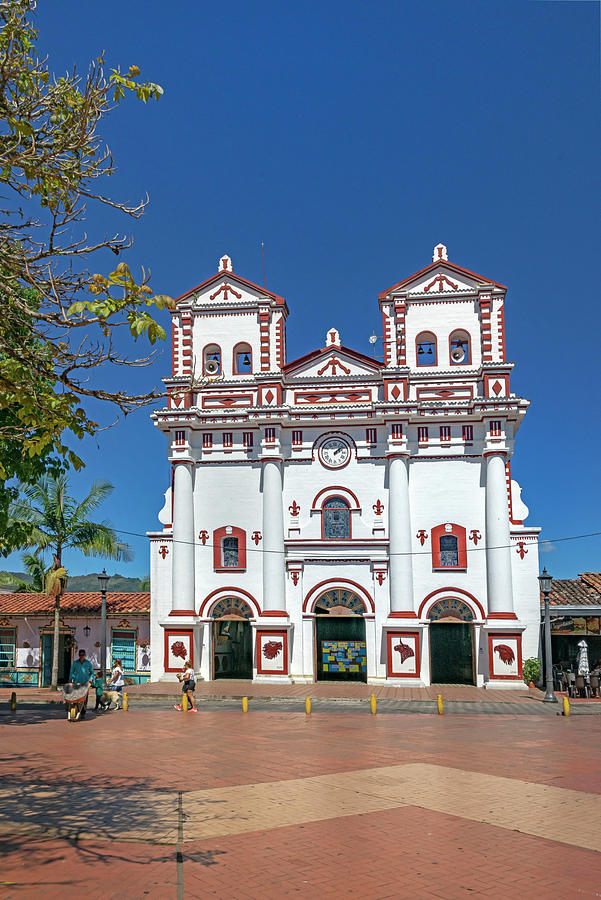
(8, 0, 600, 579)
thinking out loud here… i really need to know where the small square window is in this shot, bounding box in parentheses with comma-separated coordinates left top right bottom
(292, 430, 303, 446)
(440, 426, 451, 442)
(462, 425, 473, 443)
(243, 431, 254, 449)
(223, 432, 233, 448)
(203, 433, 213, 449)
(418, 426, 428, 444)
(366, 428, 377, 445)
(265, 427, 276, 443)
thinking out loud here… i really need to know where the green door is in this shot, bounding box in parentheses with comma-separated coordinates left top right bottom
(316, 615, 367, 682)
(213, 620, 252, 679)
(41, 633, 71, 686)
(430, 623, 474, 684)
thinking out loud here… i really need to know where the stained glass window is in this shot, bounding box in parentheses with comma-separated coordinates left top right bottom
(323, 497, 351, 540)
(439, 534, 459, 567)
(222, 537, 239, 567)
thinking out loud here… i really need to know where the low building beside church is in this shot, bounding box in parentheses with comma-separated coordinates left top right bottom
(149, 244, 541, 687)
(0, 593, 150, 687)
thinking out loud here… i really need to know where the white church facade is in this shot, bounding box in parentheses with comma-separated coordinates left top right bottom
(148, 245, 541, 687)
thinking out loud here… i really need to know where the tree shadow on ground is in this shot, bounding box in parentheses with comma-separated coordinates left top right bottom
(0, 704, 119, 726)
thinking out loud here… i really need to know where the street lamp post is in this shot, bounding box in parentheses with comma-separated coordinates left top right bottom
(98, 569, 110, 677)
(538, 567, 557, 704)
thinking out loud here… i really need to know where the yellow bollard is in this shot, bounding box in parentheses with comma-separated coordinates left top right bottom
(10, 691, 16, 712)
(305, 697, 311, 715)
(563, 696, 570, 717)
(122, 692, 128, 712)
(182, 692, 188, 712)
(437, 694, 444, 715)
(370, 693, 377, 715)
(242, 696, 248, 713)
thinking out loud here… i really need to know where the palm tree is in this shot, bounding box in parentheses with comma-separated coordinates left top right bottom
(10, 474, 132, 689)
(0, 548, 50, 592)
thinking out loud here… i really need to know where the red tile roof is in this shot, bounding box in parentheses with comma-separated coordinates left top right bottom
(542, 573, 601, 608)
(0, 592, 150, 615)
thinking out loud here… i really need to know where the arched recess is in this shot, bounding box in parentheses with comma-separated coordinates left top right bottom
(213, 525, 246, 571)
(431, 523, 467, 570)
(417, 587, 485, 621)
(233, 342, 252, 374)
(303, 578, 375, 614)
(202, 343, 222, 375)
(416, 331, 437, 366)
(449, 329, 471, 366)
(311, 485, 361, 510)
(199, 586, 261, 619)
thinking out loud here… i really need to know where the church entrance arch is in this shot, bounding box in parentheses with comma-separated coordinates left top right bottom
(314, 589, 367, 683)
(428, 598, 475, 685)
(211, 597, 253, 679)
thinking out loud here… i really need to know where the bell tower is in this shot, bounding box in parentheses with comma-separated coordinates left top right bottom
(169, 254, 288, 387)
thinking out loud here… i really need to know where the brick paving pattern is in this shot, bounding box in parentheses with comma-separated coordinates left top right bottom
(0, 706, 600, 897)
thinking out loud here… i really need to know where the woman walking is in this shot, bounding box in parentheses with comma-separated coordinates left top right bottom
(175, 660, 197, 712)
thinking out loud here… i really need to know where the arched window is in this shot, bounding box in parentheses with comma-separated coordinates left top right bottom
(431, 523, 467, 570)
(213, 526, 246, 571)
(222, 536, 239, 567)
(449, 330, 471, 366)
(439, 534, 458, 566)
(322, 497, 351, 540)
(203, 344, 222, 375)
(416, 331, 437, 367)
(233, 343, 252, 374)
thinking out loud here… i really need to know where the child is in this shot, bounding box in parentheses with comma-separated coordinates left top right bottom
(93, 671, 108, 711)
(174, 660, 197, 712)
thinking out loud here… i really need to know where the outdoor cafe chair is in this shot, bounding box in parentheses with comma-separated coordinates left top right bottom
(575, 675, 590, 699)
(589, 675, 599, 698)
(554, 670, 566, 692)
(566, 672, 577, 698)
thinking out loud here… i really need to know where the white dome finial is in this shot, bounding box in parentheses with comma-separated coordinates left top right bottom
(433, 243, 448, 262)
(326, 328, 341, 347)
(218, 254, 233, 272)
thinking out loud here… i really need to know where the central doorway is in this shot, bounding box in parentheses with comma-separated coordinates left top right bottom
(212, 597, 253, 679)
(428, 598, 475, 685)
(315, 589, 367, 682)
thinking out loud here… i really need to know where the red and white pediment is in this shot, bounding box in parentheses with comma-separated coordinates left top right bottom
(284, 344, 383, 379)
(379, 245, 506, 301)
(174, 255, 286, 308)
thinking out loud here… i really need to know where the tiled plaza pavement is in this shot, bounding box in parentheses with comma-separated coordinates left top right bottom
(0, 707, 600, 898)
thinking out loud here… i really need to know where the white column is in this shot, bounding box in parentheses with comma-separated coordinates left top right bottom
(485, 453, 514, 615)
(171, 462, 195, 613)
(262, 458, 286, 612)
(388, 454, 414, 613)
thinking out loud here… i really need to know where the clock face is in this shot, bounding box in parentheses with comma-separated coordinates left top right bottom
(319, 438, 351, 469)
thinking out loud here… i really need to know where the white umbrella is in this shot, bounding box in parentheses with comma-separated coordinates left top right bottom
(577, 639, 590, 677)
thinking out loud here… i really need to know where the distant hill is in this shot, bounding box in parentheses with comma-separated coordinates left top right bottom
(0, 571, 149, 593)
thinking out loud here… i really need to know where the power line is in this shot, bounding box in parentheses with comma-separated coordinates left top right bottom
(114, 526, 601, 558)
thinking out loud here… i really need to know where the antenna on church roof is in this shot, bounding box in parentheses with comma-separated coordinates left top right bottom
(261, 242, 266, 288)
(433, 243, 448, 262)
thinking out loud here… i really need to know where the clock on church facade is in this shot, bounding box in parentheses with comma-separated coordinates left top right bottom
(148, 245, 540, 688)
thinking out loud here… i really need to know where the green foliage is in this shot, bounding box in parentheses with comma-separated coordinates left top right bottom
(523, 657, 541, 685)
(0, 548, 49, 592)
(0, 0, 173, 552)
(7, 470, 133, 688)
